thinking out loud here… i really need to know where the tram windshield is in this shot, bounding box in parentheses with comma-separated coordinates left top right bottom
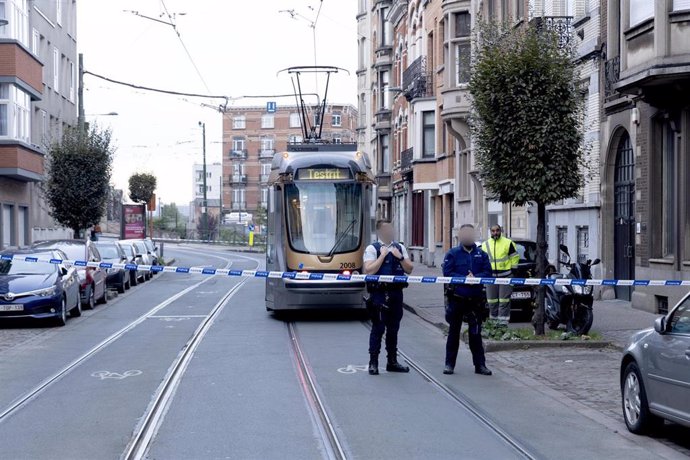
(285, 182, 362, 255)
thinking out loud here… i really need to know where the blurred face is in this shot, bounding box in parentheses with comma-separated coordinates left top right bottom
(491, 226, 502, 239)
(377, 223, 394, 242)
(459, 227, 475, 247)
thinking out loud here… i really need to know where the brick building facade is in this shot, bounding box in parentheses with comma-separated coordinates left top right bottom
(221, 104, 357, 215)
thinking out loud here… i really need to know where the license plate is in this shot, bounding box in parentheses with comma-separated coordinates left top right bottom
(511, 291, 531, 299)
(0, 305, 24, 312)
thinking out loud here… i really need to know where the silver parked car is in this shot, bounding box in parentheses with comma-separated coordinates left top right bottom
(620, 294, 690, 434)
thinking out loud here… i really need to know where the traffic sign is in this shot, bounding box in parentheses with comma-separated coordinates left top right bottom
(266, 102, 277, 113)
(248, 223, 255, 232)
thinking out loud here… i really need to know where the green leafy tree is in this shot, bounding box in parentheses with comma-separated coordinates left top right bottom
(197, 213, 219, 241)
(44, 126, 114, 238)
(128, 173, 157, 204)
(470, 22, 585, 334)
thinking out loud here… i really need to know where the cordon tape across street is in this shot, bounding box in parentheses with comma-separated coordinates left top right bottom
(2, 254, 690, 287)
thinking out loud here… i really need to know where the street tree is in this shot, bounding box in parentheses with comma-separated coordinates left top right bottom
(128, 173, 157, 204)
(469, 22, 585, 334)
(44, 126, 114, 238)
(197, 213, 218, 241)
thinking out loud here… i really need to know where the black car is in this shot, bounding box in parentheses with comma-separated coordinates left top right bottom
(95, 241, 130, 293)
(0, 249, 81, 326)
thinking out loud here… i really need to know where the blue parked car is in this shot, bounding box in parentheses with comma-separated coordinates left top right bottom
(0, 249, 81, 326)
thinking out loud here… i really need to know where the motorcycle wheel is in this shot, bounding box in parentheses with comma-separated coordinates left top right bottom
(567, 306, 593, 335)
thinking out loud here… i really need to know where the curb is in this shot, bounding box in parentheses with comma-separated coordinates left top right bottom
(404, 303, 616, 352)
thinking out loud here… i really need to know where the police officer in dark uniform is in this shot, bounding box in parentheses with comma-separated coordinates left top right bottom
(442, 223, 493, 376)
(364, 220, 413, 375)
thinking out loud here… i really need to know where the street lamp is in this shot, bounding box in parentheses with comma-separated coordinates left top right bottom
(198, 121, 208, 241)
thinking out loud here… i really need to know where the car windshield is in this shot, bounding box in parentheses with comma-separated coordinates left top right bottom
(134, 242, 147, 254)
(516, 242, 537, 263)
(35, 243, 85, 261)
(96, 244, 120, 259)
(120, 245, 133, 257)
(284, 181, 362, 255)
(0, 255, 56, 275)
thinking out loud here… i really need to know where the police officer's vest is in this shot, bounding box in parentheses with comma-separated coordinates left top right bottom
(482, 237, 519, 277)
(366, 242, 408, 292)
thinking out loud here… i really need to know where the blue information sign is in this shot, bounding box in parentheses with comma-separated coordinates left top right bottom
(266, 102, 277, 113)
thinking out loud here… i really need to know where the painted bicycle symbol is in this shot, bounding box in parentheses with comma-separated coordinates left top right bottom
(337, 364, 369, 374)
(91, 370, 143, 380)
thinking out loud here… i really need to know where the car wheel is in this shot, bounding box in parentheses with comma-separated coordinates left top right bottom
(130, 271, 138, 287)
(70, 295, 82, 317)
(117, 274, 126, 294)
(84, 285, 96, 310)
(622, 361, 663, 434)
(53, 297, 67, 327)
(124, 272, 131, 290)
(99, 286, 108, 304)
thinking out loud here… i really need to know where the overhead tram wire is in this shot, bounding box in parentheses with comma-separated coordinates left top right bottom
(159, 0, 212, 94)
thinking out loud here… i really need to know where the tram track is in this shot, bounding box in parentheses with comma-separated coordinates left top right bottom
(288, 322, 348, 460)
(123, 278, 249, 460)
(0, 249, 254, 426)
(360, 321, 539, 460)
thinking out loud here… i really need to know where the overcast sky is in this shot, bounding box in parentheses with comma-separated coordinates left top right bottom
(78, 0, 358, 206)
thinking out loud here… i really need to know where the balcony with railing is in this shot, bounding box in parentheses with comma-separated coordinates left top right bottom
(402, 56, 433, 101)
(604, 56, 620, 100)
(400, 147, 413, 173)
(229, 149, 248, 160)
(258, 149, 275, 160)
(530, 16, 573, 49)
(230, 174, 248, 184)
(374, 110, 391, 131)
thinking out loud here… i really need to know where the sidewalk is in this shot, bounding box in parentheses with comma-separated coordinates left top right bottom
(403, 262, 660, 349)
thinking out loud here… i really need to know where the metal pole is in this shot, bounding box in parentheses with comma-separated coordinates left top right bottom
(78, 53, 85, 132)
(201, 122, 208, 241)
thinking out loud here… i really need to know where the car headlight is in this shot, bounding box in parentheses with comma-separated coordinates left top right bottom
(33, 286, 57, 297)
(560, 285, 570, 293)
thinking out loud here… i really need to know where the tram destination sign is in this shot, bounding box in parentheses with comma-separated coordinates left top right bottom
(296, 168, 352, 180)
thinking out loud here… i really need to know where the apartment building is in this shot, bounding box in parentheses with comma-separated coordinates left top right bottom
(601, 0, 690, 311)
(0, 0, 77, 248)
(222, 104, 357, 215)
(189, 161, 222, 225)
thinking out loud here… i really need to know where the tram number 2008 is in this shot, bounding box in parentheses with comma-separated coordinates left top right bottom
(340, 262, 357, 270)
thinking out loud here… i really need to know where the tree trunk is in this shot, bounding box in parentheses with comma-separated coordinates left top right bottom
(532, 201, 547, 335)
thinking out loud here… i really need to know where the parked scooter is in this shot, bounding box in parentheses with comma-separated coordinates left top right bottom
(544, 245, 600, 335)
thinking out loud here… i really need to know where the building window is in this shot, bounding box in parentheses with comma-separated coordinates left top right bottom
(53, 47, 60, 93)
(422, 111, 435, 157)
(31, 28, 38, 55)
(630, 0, 653, 26)
(56, 0, 62, 25)
(40, 109, 47, 142)
(232, 116, 246, 129)
(516, 0, 525, 18)
(455, 12, 471, 38)
(661, 120, 676, 258)
(289, 112, 301, 128)
(0, 0, 29, 47)
(261, 163, 271, 176)
(232, 136, 245, 153)
(260, 187, 269, 206)
(557, 226, 568, 272)
(576, 226, 589, 264)
(288, 134, 303, 144)
(332, 113, 342, 127)
(260, 135, 274, 152)
(333, 136, 342, 144)
(674, 0, 690, 11)
(0, 84, 30, 142)
(380, 6, 391, 46)
(17, 205, 27, 247)
(379, 70, 390, 109)
(261, 114, 274, 129)
(69, 61, 75, 103)
(380, 133, 390, 173)
(455, 43, 471, 85)
(313, 112, 321, 128)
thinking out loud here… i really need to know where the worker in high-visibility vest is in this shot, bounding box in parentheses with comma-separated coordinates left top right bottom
(481, 225, 519, 326)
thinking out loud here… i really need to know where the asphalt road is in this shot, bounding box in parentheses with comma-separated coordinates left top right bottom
(0, 245, 686, 460)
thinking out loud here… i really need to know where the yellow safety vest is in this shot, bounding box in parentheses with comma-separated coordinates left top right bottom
(482, 237, 519, 276)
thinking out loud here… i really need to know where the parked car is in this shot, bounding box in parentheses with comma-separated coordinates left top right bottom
(0, 249, 81, 326)
(118, 241, 146, 286)
(94, 241, 130, 293)
(143, 238, 160, 272)
(620, 293, 690, 434)
(32, 240, 108, 309)
(121, 240, 153, 280)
